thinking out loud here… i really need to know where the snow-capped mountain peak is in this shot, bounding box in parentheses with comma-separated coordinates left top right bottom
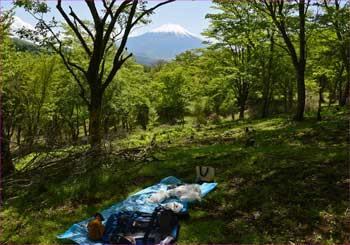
(126, 23, 205, 65)
(12, 16, 35, 32)
(150, 23, 196, 38)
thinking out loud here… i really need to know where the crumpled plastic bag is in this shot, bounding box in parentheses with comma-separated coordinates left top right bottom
(145, 189, 170, 203)
(161, 202, 184, 213)
(145, 184, 202, 203)
(168, 184, 202, 202)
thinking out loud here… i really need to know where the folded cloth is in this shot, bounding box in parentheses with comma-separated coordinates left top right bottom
(57, 176, 217, 245)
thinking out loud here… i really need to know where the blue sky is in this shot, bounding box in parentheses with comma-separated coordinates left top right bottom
(1, 0, 217, 37)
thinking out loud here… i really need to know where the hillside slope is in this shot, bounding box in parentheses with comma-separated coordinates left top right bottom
(1, 109, 348, 244)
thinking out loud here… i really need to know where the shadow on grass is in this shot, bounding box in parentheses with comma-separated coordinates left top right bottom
(178, 117, 348, 243)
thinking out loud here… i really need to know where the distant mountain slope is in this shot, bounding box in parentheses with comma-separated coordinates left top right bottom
(12, 16, 35, 33)
(11, 37, 41, 52)
(9, 16, 41, 52)
(126, 24, 205, 65)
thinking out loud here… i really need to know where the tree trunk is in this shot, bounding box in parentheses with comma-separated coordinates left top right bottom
(25, 127, 34, 152)
(17, 127, 21, 146)
(340, 63, 350, 106)
(237, 78, 249, 120)
(338, 78, 343, 106)
(295, 69, 306, 121)
(113, 118, 118, 133)
(262, 86, 273, 118)
(76, 105, 80, 140)
(261, 70, 270, 118)
(266, 0, 307, 120)
(89, 88, 103, 151)
(239, 89, 248, 120)
(70, 126, 78, 142)
(284, 90, 288, 113)
(83, 118, 88, 136)
(104, 116, 109, 135)
(239, 103, 245, 120)
(262, 95, 269, 118)
(295, 0, 306, 121)
(231, 111, 235, 121)
(328, 76, 338, 107)
(1, 136, 15, 177)
(1, 120, 15, 177)
(262, 31, 275, 118)
(288, 85, 294, 112)
(317, 85, 324, 121)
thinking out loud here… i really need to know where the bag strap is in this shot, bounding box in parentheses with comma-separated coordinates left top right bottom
(143, 206, 160, 244)
(199, 166, 209, 177)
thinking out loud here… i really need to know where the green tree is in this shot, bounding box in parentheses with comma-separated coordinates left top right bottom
(21, 54, 57, 149)
(253, 0, 312, 121)
(204, 1, 264, 119)
(16, 0, 174, 150)
(102, 60, 151, 132)
(319, 0, 350, 106)
(153, 65, 190, 124)
(1, 8, 16, 176)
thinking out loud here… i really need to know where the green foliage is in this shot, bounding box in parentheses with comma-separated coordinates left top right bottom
(4, 0, 347, 149)
(11, 37, 42, 52)
(153, 65, 190, 123)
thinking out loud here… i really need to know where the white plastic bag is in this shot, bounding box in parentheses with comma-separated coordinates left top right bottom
(169, 184, 202, 202)
(145, 189, 169, 203)
(161, 202, 184, 213)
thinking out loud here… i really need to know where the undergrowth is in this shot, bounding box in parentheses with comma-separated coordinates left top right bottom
(1, 108, 349, 244)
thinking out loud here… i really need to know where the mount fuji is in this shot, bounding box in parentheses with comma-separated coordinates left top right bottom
(126, 24, 205, 65)
(10, 18, 205, 66)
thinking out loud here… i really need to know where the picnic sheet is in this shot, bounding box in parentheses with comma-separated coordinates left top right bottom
(57, 176, 218, 244)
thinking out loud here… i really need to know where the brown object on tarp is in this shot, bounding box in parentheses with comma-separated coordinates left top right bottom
(87, 213, 105, 241)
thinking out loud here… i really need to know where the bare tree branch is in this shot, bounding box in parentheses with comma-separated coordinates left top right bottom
(56, 0, 92, 56)
(131, 0, 175, 28)
(85, 0, 101, 24)
(102, 0, 117, 22)
(69, 6, 94, 41)
(103, 0, 138, 89)
(32, 17, 90, 107)
(272, 38, 291, 55)
(102, 53, 133, 91)
(305, 0, 311, 15)
(55, 44, 90, 107)
(67, 59, 87, 76)
(102, 0, 133, 51)
(99, 57, 107, 82)
(106, 0, 175, 89)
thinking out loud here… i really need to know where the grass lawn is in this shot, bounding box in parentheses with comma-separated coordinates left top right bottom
(1, 108, 349, 244)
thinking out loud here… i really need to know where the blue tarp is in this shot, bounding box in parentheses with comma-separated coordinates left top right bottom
(57, 176, 218, 244)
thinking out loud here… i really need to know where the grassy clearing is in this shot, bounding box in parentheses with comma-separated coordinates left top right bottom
(1, 108, 349, 244)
